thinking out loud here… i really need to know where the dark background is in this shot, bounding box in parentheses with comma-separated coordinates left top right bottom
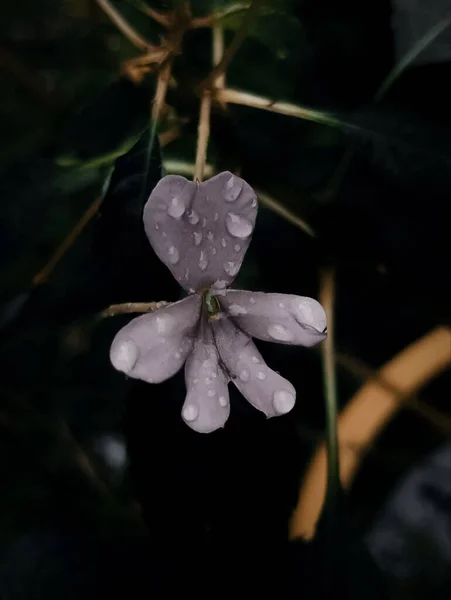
(0, 1, 450, 598)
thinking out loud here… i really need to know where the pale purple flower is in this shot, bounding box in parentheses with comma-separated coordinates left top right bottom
(110, 172, 327, 433)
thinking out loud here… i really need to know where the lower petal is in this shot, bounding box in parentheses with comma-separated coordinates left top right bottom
(219, 290, 327, 347)
(182, 323, 230, 433)
(213, 318, 296, 418)
(110, 295, 201, 384)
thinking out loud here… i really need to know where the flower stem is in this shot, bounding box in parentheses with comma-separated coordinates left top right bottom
(193, 90, 212, 182)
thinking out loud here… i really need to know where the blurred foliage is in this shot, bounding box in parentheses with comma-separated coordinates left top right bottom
(0, 0, 450, 598)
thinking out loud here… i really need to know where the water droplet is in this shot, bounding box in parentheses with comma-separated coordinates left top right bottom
(202, 217, 207, 228)
(212, 247, 217, 255)
(187, 209, 199, 225)
(267, 324, 293, 341)
(207, 389, 216, 397)
(183, 404, 199, 422)
(211, 372, 217, 378)
(199, 251, 208, 270)
(256, 370, 266, 380)
(207, 231, 214, 241)
(168, 196, 185, 218)
(249, 297, 256, 304)
(278, 302, 286, 309)
(205, 377, 212, 385)
(168, 246, 179, 264)
(219, 396, 228, 407)
(174, 351, 181, 359)
(251, 197, 257, 208)
(228, 303, 247, 316)
(184, 269, 189, 279)
(239, 369, 250, 382)
(224, 261, 239, 276)
(212, 280, 227, 290)
(221, 238, 227, 248)
(154, 223, 159, 230)
(251, 356, 260, 364)
(111, 340, 138, 373)
(214, 213, 219, 221)
(162, 232, 167, 238)
(193, 378, 199, 385)
(155, 314, 175, 334)
(273, 390, 295, 414)
(223, 175, 243, 202)
(234, 244, 241, 252)
(226, 213, 253, 239)
(193, 232, 202, 246)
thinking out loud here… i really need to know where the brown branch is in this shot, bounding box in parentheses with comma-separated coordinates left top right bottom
(100, 301, 167, 318)
(201, 0, 262, 89)
(152, 58, 173, 122)
(290, 326, 451, 541)
(144, 6, 172, 28)
(256, 189, 316, 237)
(95, 0, 154, 51)
(194, 91, 212, 181)
(32, 197, 104, 286)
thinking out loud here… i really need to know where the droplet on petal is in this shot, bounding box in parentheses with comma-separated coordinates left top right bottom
(193, 232, 202, 246)
(187, 209, 199, 225)
(218, 396, 228, 407)
(221, 238, 227, 248)
(239, 369, 250, 382)
(168, 195, 185, 218)
(183, 404, 199, 422)
(249, 297, 256, 304)
(273, 390, 295, 414)
(199, 251, 208, 271)
(207, 231, 214, 241)
(267, 324, 294, 342)
(228, 303, 247, 316)
(226, 213, 253, 239)
(223, 174, 243, 202)
(207, 389, 216, 397)
(251, 356, 260, 364)
(212, 247, 217, 255)
(214, 213, 219, 221)
(155, 314, 176, 334)
(110, 340, 138, 373)
(256, 370, 267, 380)
(224, 261, 239, 276)
(234, 244, 241, 252)
(168, 246, 179, 264)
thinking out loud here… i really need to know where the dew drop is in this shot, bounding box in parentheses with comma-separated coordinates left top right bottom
(199, 251, 208, 271)
(193, 378, 199, 385)
(187, 209, 199, 225)
(155, 314, 175, 334)
(273, 390, 295, 414)
(223, 175, 243, 202)
(249, 296, 256, 304)
(207, 231, 214, 241)
(239, 369, 250, 382)
(234, 244, 241, 252)
(214, 213, 219, 221)
(168, 196, 185, 218)
(267, 324, 294, 341)
(212, 280, 228, 289)
(202, 217, 207, 228)
(221, 238, 227, 248)
(226, 213, 253, 239)
(168, 246, 179, 264)
(219, 396, 228, 407)
(183, 404, 199, 422)
(224, 261, 239, 276)
(228, 303, 247, 316)
(207, 389, 216, 397)
(205, 377, 212, 385)
(174, 351, 181, 359)
(251, 197, 257, 208)
(154, 223, 160, 230)
(278, 302, 286, 309)
(256, 370, 267, 380)
(251, 356, 260, 364)
(111, 340, 138, 373)
(211, 372, 217, 378)
(193, 231, 202, 246)
(212, 247, 217, 255)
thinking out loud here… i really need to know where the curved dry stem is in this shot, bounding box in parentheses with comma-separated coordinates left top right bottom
(289, 326, 451, 541)
(95, 0, 154, 51)
(100, 301, 167, 318)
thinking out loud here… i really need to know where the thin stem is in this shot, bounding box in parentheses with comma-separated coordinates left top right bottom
(193, 91, 212, 181)
(100, 301, 167, 318)
(151, 59, 173, 122)
(320, 268, 339, 511)
(32, 196, 104, 286)
(213, 23, 226, 89)
(216, 88, 340, 127)
(256, 190, 315, 238)
(202, 0, 262, 89)
(95, 0, 154, 51)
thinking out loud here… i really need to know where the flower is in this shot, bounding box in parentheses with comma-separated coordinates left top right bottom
(110, 172, 327, 433)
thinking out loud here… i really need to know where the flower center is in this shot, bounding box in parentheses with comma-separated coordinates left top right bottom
(200, 289, 221, 320)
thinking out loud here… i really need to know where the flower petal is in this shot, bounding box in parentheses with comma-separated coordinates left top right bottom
(218, 291, 327, 347)
(110, 295, 201, 383)
(213, 317, 296, 418)
(182, 321, 230, 433)
(143, 172, 257, 292)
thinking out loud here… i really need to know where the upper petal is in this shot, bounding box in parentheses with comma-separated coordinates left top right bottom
(110, 295, 201, 383)
(212, 317, 296, 418)
(182, 321, 230, 433)
(218, 291, 327, 347)
(143, 172, 257, 291)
